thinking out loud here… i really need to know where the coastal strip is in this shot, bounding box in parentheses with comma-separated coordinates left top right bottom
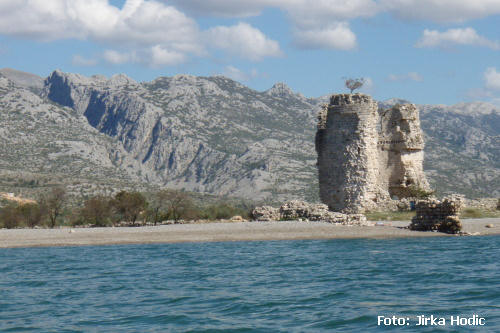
(0, 219, 498, 248)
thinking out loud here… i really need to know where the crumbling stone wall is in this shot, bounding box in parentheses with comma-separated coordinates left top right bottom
(316, 93, 430, 213)
(409, 197, 463, 234)
(252, 200, 369, 225)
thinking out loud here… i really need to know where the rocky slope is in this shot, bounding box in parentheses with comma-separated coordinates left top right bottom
(1, 68, 498, 201)
(42, 70, 321, 201)
(0, 70, 143, 199)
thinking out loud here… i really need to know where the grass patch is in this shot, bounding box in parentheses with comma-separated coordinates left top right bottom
(460, 208, 500, 219)
(365, 211, 416, 221)
(366, 208, 500, 221)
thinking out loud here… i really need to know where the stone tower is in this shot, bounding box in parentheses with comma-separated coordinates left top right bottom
(315, 93, 430, 213)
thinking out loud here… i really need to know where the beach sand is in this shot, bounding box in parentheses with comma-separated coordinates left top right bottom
(0, 218, 499, 248)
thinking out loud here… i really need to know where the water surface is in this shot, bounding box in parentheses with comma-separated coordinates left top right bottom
(1, 236, 498, 332)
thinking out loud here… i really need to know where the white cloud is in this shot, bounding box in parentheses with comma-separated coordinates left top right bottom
(381, 0, 500, 23)
(285, 0, 379, 25)
(102, 46, 185, 67)
(171, 0, 500, 23)
(150, 46, 186, 66)
(467, 67, 500, 104)
(205, 22, 283, 61)
(72, 55, 98, 66)
(173, 0, 379, 50)
(285, 1, 376, 50)
(484, 67, 500, 91)
(0, 0, 201, 65)
(168, 1, 500, 50)
(172, 0, 379, 20)
(169, 0, 281, 17)
(0, 0, 118, 41)
(0, 0, 282, 66)
(416, 28, 500, 50)
(3, 0, 500, 62)
(222, 66, 250, 81)
(388, 72, 423, 82)
(293, 23, 357, 50)
(103, 50, 136, 65)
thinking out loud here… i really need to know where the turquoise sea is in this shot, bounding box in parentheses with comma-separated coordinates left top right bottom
(1, 236, 499, 332)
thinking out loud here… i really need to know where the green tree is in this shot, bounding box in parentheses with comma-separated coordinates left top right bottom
(17, 203, 44, 228)
(81, 196, 112, 227)
(111, 191, 147, 224)
(146, 190, 170, 226)
(164, 190, 195, 223)
(344, 77, 365, 93)
(41, 187, 66, 228)
(0, 205, 22, 229)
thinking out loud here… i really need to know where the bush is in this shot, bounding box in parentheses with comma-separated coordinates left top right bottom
(110, 191, 147, 224)
(17, 203, 44, 228)
(40, 187, 66, 228)
(0, 205, 22, 229)
(197, 203, 250, 220)
(459, 208, 500, 219)
(406, 185, 435, 199)
(80, 196, 112, 227)
(365, 211, 416, 221)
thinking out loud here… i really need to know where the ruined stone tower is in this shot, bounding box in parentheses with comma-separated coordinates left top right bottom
(315, 93, 430, 213)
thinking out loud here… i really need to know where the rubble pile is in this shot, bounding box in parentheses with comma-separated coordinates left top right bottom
(409, 196, 464, 234)
(252, 200, 369, 225)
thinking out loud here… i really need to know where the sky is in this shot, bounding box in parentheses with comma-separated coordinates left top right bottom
(0, 0, 499, 105)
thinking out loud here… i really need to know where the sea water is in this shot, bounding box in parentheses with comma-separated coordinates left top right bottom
(1, 236, 499, 332)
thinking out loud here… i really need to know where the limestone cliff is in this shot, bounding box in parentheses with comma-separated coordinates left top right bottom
(1, 68, 497, 201)
(41, 70, 320, 201)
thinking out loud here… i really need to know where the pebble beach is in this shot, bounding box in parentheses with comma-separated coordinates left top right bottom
(0, 218, 499, 248)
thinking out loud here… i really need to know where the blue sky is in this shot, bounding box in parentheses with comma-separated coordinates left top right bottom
(0, 0, 499, 105)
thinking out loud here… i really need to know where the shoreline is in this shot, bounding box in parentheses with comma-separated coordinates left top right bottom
(1, 219, 499, 249)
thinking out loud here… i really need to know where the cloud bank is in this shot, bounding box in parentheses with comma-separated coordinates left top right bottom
(416, 28, 500, 50)
(1, 0, 499, 66)
(484, 67, 500, 91)
(0, 0, 281, 66)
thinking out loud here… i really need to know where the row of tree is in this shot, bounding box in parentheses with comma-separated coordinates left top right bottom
(0, 188, 251, 229)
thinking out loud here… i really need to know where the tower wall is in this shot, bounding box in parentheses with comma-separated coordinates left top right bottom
(316, 94, 430, 213)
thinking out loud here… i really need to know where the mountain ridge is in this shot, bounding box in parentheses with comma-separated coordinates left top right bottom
(1, 68, 498, 200)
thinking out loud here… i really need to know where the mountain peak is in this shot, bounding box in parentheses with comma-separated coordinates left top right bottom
(172, 74, 197, 82)
(265, 82, 295, 98)
(0, 67, 44, 90)
(109, 73, 136, 86)
(380, 98, 412, 107)
(448, 101, 498, 115)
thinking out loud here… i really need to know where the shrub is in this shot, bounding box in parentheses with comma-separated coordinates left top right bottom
(406, 185, 435, 199)
(0, 205, 22, 229)
(110, 191, 147, 224)
(17, 203, 44, 228)
(153, 190, 195, 223)
(40, 187, 66, 228)
(198, 203, 250, 220)
(81, 196, 112, 227)
(344, 77, 365, 93)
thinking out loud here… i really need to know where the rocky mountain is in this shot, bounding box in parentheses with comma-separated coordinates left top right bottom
(419, 103, 499, 197)
(1, 68, 498, 201)
(0, 68, 44, 93)
(0, 70, 144, 199)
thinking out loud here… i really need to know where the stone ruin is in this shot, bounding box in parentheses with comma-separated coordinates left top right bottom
(315, 93, 431, 213)
(252, 200, 369, 225)
(409, 196, 464, 234)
